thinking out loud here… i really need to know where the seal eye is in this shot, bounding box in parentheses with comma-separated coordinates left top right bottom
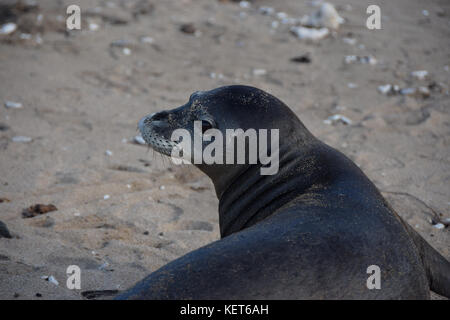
(201, 119, 213, 134)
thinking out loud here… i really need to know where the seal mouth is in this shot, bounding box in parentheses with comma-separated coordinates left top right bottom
(138, 114, 178, 157)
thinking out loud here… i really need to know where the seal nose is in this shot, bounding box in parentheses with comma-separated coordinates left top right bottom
(138, 111, 170, 133)
(138, 115, 150, 133)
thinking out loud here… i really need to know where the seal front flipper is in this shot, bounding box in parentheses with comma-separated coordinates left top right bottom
(402, 221, 450, 297)
(116, 204, 429, 300)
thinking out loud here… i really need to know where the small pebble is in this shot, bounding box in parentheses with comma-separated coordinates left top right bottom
(259, 7, 275, 15)
(140, 36, 154, 44)
(103, 195, 110, 200)
(342, 37, 356, 45)
(105, 150, 113, 156)
(19, 33, 32, 40)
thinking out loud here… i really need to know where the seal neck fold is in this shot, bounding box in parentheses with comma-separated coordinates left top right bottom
(218, 143, 325, 238)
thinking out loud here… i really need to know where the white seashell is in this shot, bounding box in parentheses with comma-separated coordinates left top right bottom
(347, 83, 358, 89)
(252, 69, 267, 76)
(105, 150, 113, 156)
(344, 55, 377, 65)
(0, 23, 17, 35)
(400, 87, 416, 95)
(378, 84, 392, 95)
(48, 276, 59, 286)
(103, 194, 110, 200)
(300, 3, 344, 30)
(276, 12, 288, 20)
(291, 26, 329, 40)
(134, 135, 146, 145)
(122, 47, 131, 55)
(411, 70, 428, 80)
(344, 55, 357, 64)
(89, 23, 99, 31)
(35, 34, 43, 44)
(324, 114, 352, 125)
(4, 101, 22, 109)
(239, 1, 250, 9)
(433, 223, 445, 230)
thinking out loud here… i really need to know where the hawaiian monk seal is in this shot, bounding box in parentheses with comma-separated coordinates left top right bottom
(117, 85, 449, 299)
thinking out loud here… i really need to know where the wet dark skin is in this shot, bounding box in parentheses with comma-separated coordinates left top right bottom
(117, 85, 449, 299)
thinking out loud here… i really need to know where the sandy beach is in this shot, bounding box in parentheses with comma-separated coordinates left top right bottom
(0, 0, 449, 299)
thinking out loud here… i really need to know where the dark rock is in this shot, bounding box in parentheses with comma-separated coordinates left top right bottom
(290, 54, 311, 64)
(180, 23, 196, 34)
(81, 290, 119, 299)
(22, 204, 57, 218)
(0, 221, 12, 238)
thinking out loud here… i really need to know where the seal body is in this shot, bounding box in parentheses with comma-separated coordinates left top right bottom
(118, 85, 449, 299)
